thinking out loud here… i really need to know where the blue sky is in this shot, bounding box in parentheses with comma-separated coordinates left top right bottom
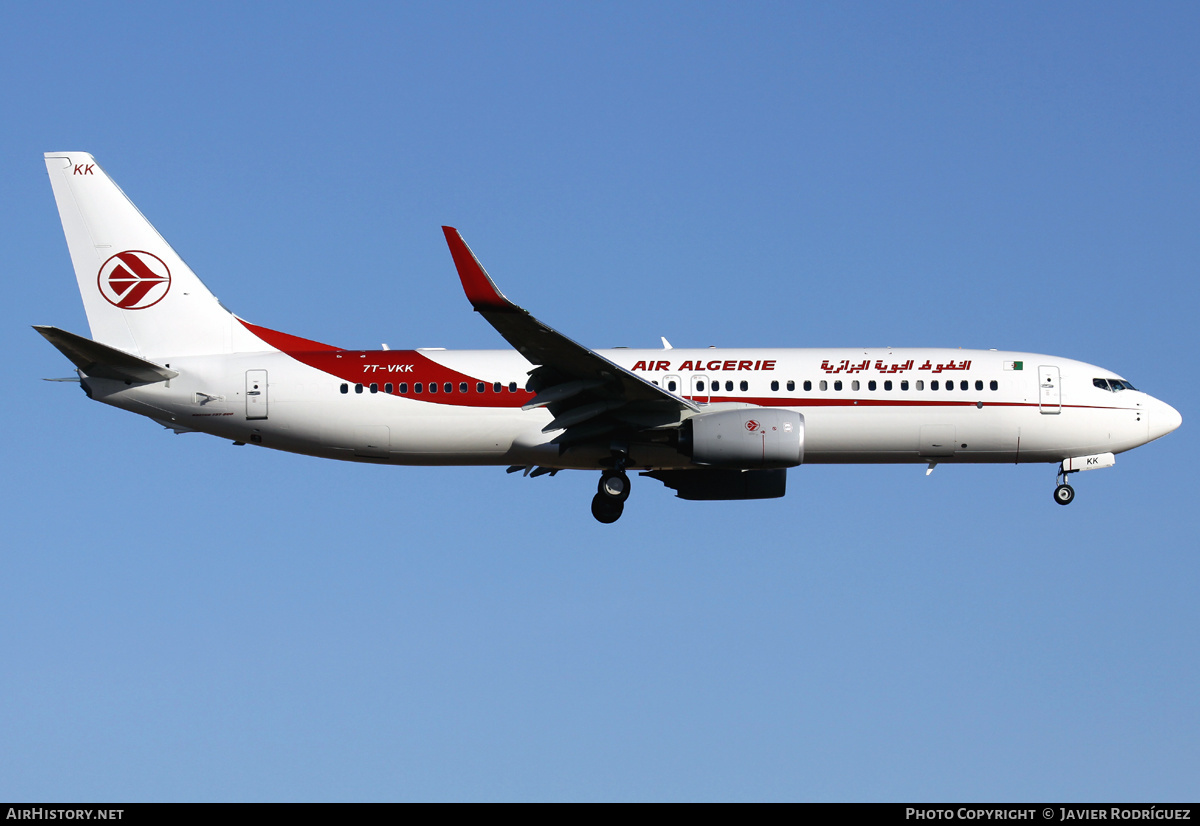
(2, 1, 1197, 801)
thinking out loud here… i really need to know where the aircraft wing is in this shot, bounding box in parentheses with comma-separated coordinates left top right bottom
(442, 227, 698, 440)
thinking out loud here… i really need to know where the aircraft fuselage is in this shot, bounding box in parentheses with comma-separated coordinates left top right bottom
(86, 342, 1176, 469)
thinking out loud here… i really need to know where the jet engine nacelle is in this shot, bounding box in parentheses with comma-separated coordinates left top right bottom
(683, 407, 804, 468)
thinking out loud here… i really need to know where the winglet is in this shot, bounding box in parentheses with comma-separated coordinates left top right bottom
(442, 227, 515, 312)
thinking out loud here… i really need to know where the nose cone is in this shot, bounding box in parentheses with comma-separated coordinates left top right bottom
(1150, 399, 1182, 442)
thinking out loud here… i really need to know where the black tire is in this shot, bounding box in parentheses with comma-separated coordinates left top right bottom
(591, 493, 624, 523)
(1054, 484, 1075, 506)
(598, 470, 631, 503)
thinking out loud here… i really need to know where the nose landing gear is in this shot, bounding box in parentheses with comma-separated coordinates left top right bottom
(592, 465, 631, 524)
(1054, 482, 1075, 505)
(1053, 467, 1076, 506)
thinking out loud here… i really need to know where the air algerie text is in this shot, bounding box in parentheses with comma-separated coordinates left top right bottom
(628, 358, 975, 373)
(631, 360, 776, 372)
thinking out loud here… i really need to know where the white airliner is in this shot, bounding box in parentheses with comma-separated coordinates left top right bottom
(38, 152, 1181, 523)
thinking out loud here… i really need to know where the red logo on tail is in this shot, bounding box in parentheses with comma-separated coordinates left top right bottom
(97, 251, 171, 309)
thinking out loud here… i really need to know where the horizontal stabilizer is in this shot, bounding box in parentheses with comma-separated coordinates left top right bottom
(33, 325, 178, 383)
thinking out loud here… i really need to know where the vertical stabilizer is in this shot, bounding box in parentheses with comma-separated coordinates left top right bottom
(44, 152, 240, 358)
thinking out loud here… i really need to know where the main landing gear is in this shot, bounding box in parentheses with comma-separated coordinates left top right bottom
(1053, 467, 1076, 506)
(592, 452, 632, 524)
(592, 468, 631, 523)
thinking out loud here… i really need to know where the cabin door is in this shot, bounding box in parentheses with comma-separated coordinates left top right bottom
(1038, 365, 1061, 414)
(245, 370, 268, 420)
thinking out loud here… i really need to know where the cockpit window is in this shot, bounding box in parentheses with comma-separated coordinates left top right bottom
(1094, 378, 1138, 392)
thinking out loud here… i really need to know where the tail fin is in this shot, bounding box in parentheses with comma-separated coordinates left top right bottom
(44, 152, 244, 358)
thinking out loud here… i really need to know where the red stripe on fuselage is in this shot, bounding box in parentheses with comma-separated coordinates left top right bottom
(240, 319, 341, 352)
(699, 395, 1132, 411)
(239, 319, 531, 407)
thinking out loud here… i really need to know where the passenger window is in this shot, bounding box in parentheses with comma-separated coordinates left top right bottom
(820, 380, 828, 391)
(509, 382, 518, 393)
(385, 383, 393, 394)
(340, 383, 348, 394)
(740, 380, 748, 392)
(493, 382, 502, 393)
(975, 380, 983, 391)
(355, 383, 363, 394)
(459, 382, 468, 393)
(477, 382, 486, 393)
(370, 383, 378, 393)
(400, 383, 408, 394)
(668, 380, 677, 392)
(429, 382, 437, 393)
(868, 380, 876, 391)
(915, 380, 924, 390)
(771, 380, 779, 391)
(990, 380, 998, 391)
(946, 381, 953, 391)
(834, 380, 843, 391)
(960, 380, 968, 391)
(445, 383, 453, 393)
(931, 380, 939, 390)
(799, 381, 807, 392)
(851, 380, 860, 391)
(724, 380, 733, 392)
(900, 380, 908, 391)
(884, 380, 892, 391)
(696, 381, 705, 392)
(415, 382, 423, 393)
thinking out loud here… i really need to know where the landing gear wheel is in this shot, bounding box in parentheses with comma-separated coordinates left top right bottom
(1054, 484, 1075, 506)
(598, 470, 631, 503)
(591, 493, 624, 523)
